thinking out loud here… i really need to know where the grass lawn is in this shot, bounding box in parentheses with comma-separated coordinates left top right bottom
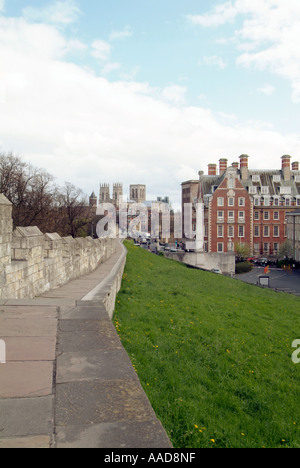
(113, 241, 300, 448)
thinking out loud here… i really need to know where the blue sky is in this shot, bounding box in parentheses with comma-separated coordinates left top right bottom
(1, 0, 300, 206)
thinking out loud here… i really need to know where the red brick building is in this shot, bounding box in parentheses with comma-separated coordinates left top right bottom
(182, 155, 300, 257)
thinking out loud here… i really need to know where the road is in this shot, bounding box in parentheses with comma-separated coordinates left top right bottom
(237, 266, 300, 296)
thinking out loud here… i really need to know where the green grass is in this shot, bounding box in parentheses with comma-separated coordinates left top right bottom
(113, 241, 300, 448)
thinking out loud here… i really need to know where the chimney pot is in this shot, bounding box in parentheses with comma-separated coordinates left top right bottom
(281, 155, 291, 181)
(239, 154, 249, 180)
(208, 164, 217, 176)
(219, 159, 228, 175)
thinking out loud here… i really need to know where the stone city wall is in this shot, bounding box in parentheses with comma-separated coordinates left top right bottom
(164, 250, 236, 276)
(0, 194, 117, 300)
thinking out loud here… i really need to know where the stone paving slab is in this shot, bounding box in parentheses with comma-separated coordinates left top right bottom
(1, 336, 56, 361)
(0, 317, 57, 337)
(0, 435, 51, 449)
(0, 396, 54, 439)
(0, 306, 58, 318)
(56, 420, 172, 449)
(56, 349, 140, 384)
(57, 321, 122, 353)
(55, 380, 158, 427)
(0, 361, 54, 398)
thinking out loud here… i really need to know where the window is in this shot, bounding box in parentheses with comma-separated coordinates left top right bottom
(264, 226, 270, 237)
(249, 186, 257, 195)
(238, 211, 245, 222)
(263, 197, 270, 206)
(264, 243, 270, 254)
(254, 225, 260, 237)
(274, 197, 279, 206)
(238, 226, 244, 238)
(295, 175, 300, 183)
(228, 197, 234, 207)
(261, 186, 269, 195)
(297, 198, 300, 207)
(217, 197, 224, 207)
(274, 243, 279, 253)
(218, 225, 224, 238)
(254, 197, 261, 206)
(254, 211, 260, 220)
(273, 175, 281, 182)
(217, 243, 224, 253)
(239, 197, 245, 206)
(274, 226, 279, 237)
(273, 211, 279, 221)
(280, 186, 292, 195)
(228, 226, 234, 238)
(285, 198, 291, 206)
(252, 175, 260, 182)
(264, 211, 270, 220)
(254, 243, 260, 254)
(217, 211, 224, 221)
(228, 211, 234, 222)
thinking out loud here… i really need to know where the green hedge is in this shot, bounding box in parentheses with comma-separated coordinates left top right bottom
(235, 261, 253, 274)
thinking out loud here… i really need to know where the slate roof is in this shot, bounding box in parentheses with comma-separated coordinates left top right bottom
(199, 168, 300, 201)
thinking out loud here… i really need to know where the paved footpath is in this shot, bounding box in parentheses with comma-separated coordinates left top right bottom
(0, 245, 172, 448)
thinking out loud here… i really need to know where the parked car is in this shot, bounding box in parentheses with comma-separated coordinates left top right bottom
(211, 268, 222, 275)
(258, 258, 269, 266)
(247, 257, 258, 264)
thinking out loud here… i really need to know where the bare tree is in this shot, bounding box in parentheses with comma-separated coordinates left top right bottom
(0, 153, 56, 229)
(0, 152, 93, 237)
(56, 182, 94, 237)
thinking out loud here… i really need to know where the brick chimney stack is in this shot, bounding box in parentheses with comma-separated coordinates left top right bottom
(219, 159, 228, 175)
(281, 155, 291, 181)
(239, 154, 249, 180)
(208, 164, 217, 176)
(292, 161, 299, 171)
(232, 162, 239, 170)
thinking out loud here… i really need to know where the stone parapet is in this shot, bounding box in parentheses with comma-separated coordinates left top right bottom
(0, 194, 117, 300)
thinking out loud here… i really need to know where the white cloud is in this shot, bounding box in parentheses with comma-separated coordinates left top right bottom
(91, 40, 112, 61)
(0, 0, 4, 12)
(22, 0, 81, 25)
(161, 85, 187, 105)
(101, 62, 121, 76)
(200, 55, 228, 69)
(0, 14, 300, 206)
(188, 0, 300, 102)
(109, 25, 133, 41)
(257, 84, 276, 96)
(186, 1, 238, 27)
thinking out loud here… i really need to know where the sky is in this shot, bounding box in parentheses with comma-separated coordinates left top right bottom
(1, 0, 300, 207)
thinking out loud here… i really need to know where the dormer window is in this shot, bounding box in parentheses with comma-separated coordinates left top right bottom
(261, 186, 269, 195)
(280, 186, 292, 195)
(249, 186, 257, 195)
